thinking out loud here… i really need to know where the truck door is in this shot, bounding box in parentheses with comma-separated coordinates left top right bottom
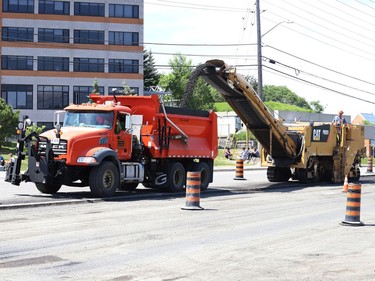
(113, 112, 132, 160)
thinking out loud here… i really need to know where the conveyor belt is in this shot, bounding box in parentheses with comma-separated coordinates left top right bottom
(201, 60, 301, 164)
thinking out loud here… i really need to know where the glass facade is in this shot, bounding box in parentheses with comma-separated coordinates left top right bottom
(37, 85, 69, 109)
(1, 85, 33, 109)
(39, 0, 70, 14)
(2, 27, 34, 42)
(109, 59, 139, 73)
(3, 0, 34, 13)
(2, 55, 33, 70)
(38, 28, 69, 43)
(109, 31, 139, 46)
(38, 56, 69, 71)
(74, 30, 104, 44)
(109, 4, 139, 18)
(74, 2, 104, 16)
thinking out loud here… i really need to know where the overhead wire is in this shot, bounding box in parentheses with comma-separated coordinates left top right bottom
(265, 45, 375, 87)
(261, 1, 375, 61)
(144, 0, 246, 12)
(263, 65, 375, 104)
(144, 0, 375, 106)
(263, 57, 375, 97)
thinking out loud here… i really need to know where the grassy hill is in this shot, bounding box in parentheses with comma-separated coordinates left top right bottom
(214, 101, 313, 112)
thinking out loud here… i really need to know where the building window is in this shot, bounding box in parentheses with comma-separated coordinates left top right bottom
(39, 0, 69, 15)
(74, 2, 104, 16)
(108, 59, 139, 73)
(37, 85, 69, 109)
(1, 55, 33, 70)
(2, 27, 34, 42)
(38, 28, 69, 43)
(74, 30, 104, 44)
(38, 56, 69, 71)
(1, 84, 33, 109)
(73, 58, 104, 72)
(109, 4, 139, 18)
(109, 31, 139, 46)
(3, 0, 34, 13)
(73, 86, 104, 104)
(109, 86, 139, 95)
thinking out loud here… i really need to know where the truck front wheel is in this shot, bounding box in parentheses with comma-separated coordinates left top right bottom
(168, 162, 186, 192)
(89, 161, 119, 197)
(35, 182, 62, 194)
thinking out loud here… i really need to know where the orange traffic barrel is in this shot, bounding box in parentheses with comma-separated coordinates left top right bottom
(181, 171, 203, 210)
(340, 183, 364, 226)
(234, 159, 246, 180)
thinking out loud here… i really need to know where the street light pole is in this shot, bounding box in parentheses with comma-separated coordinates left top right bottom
(262, 21, 293, 39)
(256, 0, 263, 100)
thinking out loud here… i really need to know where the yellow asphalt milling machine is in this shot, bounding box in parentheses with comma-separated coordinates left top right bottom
(188, 59, 365, 183)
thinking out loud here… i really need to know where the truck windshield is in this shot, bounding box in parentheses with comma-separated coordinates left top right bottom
(63, 111, 113, 129)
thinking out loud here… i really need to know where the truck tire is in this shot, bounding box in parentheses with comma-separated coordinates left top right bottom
(267, 167, 291, 182)
(89, 161, 119, 197)
(35, 182, 62, 194)
(168, 162, 186, 192)
(194, 162, 210, 191)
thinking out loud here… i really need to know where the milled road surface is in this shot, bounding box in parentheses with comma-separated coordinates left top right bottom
(0, 169, 374, 280)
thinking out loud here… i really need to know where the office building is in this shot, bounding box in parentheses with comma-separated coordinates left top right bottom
(0, 0, 144, 128)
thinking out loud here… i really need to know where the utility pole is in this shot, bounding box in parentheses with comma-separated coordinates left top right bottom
(256, 0, 263, 100)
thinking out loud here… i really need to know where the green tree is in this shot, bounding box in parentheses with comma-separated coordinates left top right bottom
(0, 98, 19, 147)
(26, 123, 46, 135)
(245, 75, 258, 93)
(92, 78, 100, 94)
(363, 120, 375, 125)
(263, 85, 312, 110)
(309, 100, 325, 113)
(143, 49, 160, 89)
(186, 78, 216, 110)
(121, 80, 135, 95)
(165, 53, 192, 103)
(165, 54, 216, 110)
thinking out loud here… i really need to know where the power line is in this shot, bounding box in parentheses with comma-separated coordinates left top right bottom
(262, 1, 375, 60)
(263, 65, 375, 105)
(264, 57, 375, 97)
(265, 45, 375, 87)
(144, 0, 247, 12)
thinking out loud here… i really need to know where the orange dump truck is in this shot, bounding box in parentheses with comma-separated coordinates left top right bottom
(5, 94, 218, 197)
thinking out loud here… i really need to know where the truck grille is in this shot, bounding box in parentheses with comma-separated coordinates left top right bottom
(39, 140, 68, 155)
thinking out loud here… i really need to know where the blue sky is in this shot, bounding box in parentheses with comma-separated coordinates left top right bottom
(144, 0, 375, 118)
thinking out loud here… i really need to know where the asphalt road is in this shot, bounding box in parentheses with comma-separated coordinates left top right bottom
(0, 168, 374, 280)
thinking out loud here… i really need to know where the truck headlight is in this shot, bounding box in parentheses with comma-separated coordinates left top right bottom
(77, 157, 97, 164)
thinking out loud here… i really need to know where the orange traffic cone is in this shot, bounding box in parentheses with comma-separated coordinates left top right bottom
(342, 175, 348, 193)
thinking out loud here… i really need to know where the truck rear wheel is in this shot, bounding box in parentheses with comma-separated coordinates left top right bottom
(194, 162, 210, 191)
(35, 182, 62, 194)
(267, 167, 291, 182)
(168, 162, 186, 192)
(89, 161, 119, 197)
